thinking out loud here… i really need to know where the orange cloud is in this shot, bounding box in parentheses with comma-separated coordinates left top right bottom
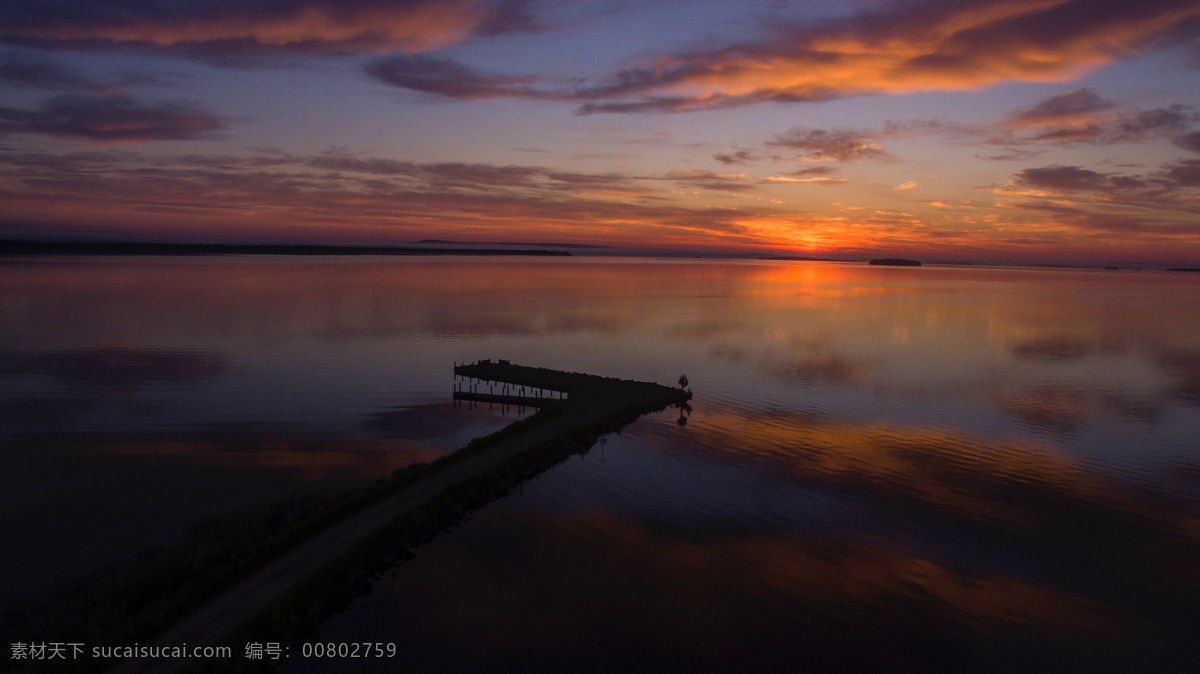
(575, 0, 1200, 113)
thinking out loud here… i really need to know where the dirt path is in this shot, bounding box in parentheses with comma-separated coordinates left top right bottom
(108, 364, 684, 674)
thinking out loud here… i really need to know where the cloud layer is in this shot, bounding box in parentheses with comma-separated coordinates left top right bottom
(0, 148, 793, 249)
(0, 94, 224, 144)
(365, 54, 541, 99)
(994, 88, 1198, 145)
(568, 0, 1200, 112)
(767, 128, 888, 163)
(0, 0, 532, 56)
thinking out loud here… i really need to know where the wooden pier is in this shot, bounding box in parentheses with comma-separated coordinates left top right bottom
(453, 360, 567, 410)
(452, 359, 675, 401)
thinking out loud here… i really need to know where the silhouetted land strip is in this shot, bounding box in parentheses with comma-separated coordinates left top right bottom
(89, 361, 689, 674)
(0, 240, 570, 257)
(1167, 267, 1200, 272)
(869, 258, 922, 266)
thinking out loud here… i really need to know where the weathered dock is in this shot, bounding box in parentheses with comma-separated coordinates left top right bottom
(453, 361, 568, 409)
(110, 361, 690, 674)
(453, 359, 680, 405)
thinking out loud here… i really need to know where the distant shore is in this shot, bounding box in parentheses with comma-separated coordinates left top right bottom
(0, 240, 570, 257)
(869, 258, 922, 266)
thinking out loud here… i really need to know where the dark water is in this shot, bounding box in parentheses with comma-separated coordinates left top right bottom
(2, 257, 1199, 670)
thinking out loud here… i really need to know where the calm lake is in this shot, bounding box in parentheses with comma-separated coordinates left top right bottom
(2, 256, 1199, 671)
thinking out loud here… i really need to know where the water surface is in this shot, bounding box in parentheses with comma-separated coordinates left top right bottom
(2, 257, 1198, 670)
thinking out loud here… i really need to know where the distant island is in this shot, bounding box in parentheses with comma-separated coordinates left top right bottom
(869, 258, 921, 266)
(0, 240, 571, 257)
(1167, 268, 1200, 272)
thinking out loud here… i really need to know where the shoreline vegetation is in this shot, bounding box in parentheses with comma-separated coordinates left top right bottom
(0, 240, 571, 257)
(4, 362, 690, 674)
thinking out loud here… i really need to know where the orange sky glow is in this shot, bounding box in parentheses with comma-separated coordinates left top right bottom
(1, 0, 1198, 265)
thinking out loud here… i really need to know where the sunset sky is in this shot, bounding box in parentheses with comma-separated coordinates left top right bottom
(1, 0, 1199, 265)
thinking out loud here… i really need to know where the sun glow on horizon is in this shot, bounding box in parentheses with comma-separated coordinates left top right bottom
(0, 0, 1197, 266)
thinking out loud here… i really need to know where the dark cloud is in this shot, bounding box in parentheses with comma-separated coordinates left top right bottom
(1011, 88, 1114, 124)
(767, 128, 886, 162)
(1010, 156, 1200, 214)
(0, 49, 169, 93)
(365, 54, 539, 99)
(1011, 159, 1200, 217)
(1111, 105, 1196, 141)
(999, 192, 1200, 240)
(1013, 165, 1112, 192)
(997, 89, 1198, 146)
(1001, 89, 1116, 143)
(574, 96, 723, 115)
(1176, 131, 1200, 153)
(1155, 159, 1200, 188)
(0, 51, 90, 89)
(0, 93, 224, 144)
(665, 169, 753, 192)
(0, 0, 527, 58)
(713, 150, 760, 165)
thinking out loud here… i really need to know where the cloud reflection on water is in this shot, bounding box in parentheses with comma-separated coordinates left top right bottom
(308, 404, 1200, 671)
(4, 257, 1200, 664)
(0, 346, 225, 388)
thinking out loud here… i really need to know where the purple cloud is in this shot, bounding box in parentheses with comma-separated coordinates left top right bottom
(713, 150, 760, 166)
(997, 89, 1197, 145)
(0, 0, 531, 58)
(0, 94, 224, 144)
(767, 128, 887, 162)
(1014, 165, 1119, 192)
(365, 54, 540, 99)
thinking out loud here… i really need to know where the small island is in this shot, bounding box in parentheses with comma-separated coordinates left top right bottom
(869, 258, 921, 266)
(1167, 268, 1200, 272)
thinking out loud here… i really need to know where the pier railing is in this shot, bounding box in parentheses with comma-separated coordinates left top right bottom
(453, 359, 568, 410)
